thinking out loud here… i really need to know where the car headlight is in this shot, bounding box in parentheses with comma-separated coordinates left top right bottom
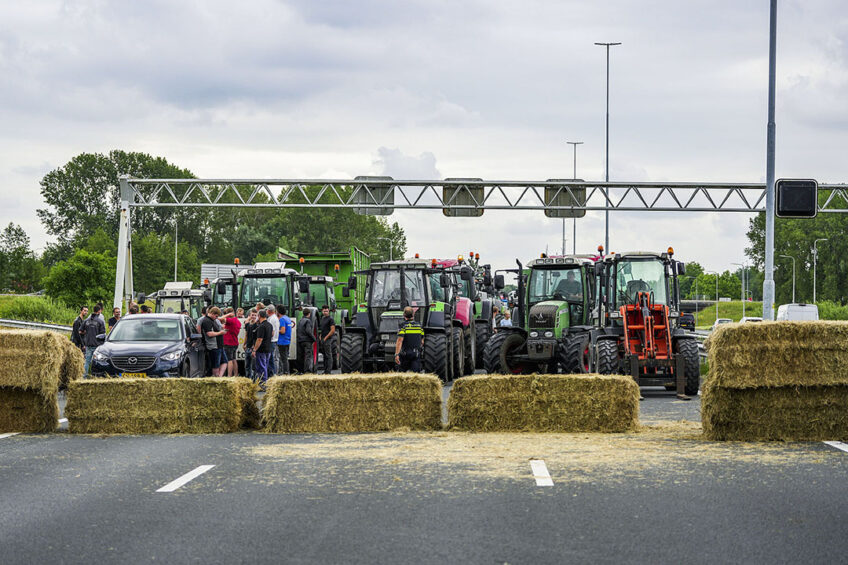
(544, 331, 554, 338)
(161, 351, 182, 361)
(93, 350, 108, 361)
(529, 331, 539, 338)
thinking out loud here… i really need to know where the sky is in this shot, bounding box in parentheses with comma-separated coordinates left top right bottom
(0, 0, 846, 275)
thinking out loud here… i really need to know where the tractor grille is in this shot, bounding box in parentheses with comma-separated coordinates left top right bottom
(529, 304, 559, 329)
(111, 355, 156, 372)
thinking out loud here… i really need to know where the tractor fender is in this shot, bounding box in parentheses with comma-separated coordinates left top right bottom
(478, 299, 493, 322)
(427, 310, 447, 329)
(339, 309, 350, 326)
(454, 297, 473, 328)
(353, 312, 371, 331)
(424, 326, 446, 335)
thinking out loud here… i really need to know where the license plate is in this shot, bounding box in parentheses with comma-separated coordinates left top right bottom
(121, 372, 148, 378)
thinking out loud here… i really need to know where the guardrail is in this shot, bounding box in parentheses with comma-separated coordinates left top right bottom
(0, 319, 73, 333)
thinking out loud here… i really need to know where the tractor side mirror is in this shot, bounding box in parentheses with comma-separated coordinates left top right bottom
(298, 278, 310, 293)
(494, 274, 505, 290)
(216, 281, 227, 295)
(676, 262, 686, 276)
(594, 263, 604, 276)
(347, 275, 357, 290)
(342, 286, 350, 298)
(439, 273, 450, 288)
(203, 289, 212, 303)
(136, 292, 147, 304)
(483, 273, 492, 287)
(460, 268, 473, 282)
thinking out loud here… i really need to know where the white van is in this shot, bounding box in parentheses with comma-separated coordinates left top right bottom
(776, 303, 819, 321)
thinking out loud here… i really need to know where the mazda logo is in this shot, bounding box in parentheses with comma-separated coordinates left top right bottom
(128, 357, 137, 365)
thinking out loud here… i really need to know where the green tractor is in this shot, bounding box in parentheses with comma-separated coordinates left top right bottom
(340, 258, 470, 381)
(484, 255, 597, 374)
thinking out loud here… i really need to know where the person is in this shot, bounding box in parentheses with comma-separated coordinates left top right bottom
(493, 305, 504, 332)
(196, 306, 209, 375)
(319, 305, 336, 374)
(243, 309, 258, 381)
(252, 309, 275, 388)
(267, 305, 280, 375)
(237, 307, 245, 319)
(221, 307, 241, 376)
(140, 304, 152, 314)
(200, 307, 227, 377)
(296, 308, 316, 373)
(82, 305, 106, 376)
(394, 307, 424, 372)
(556, 270, 582, 298)
(277, 306, 293, 375)
(107, 307, 121, 330)
(499, 310, 513, 327)
(128, 304, 139, 315)
(71, 306, 88, 352)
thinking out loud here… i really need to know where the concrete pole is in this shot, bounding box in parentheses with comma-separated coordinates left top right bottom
(813, 238, 828, 303)
(763, 0, 778, 320)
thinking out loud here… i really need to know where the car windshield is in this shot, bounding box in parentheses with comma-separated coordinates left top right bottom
(528, 266, 583, 303)
(370, 269, 426, 307)
(109, 319, 183, 342)
(241, 276, 289, 309)
(615, 259, 668, 305)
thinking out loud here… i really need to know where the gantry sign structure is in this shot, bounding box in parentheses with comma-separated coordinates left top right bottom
(113, 176, 848, 309)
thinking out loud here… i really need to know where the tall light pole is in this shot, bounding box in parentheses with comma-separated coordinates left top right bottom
(377, 237, 392, 261)
(566, 140, 583, 255)
(732, 262, 748, 317)
(813, 238, 828, 303)
(595, 41, 621, 253)
(174, 222, 178, 282)
(705, 270, 720, 323)
(763, 0, 778, 320)
(780, 254, 796, 303)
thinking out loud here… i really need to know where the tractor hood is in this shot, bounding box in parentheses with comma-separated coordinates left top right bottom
(528, 301, 568, 329)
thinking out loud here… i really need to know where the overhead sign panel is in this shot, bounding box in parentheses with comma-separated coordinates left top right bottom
(443, 178, 484, 217)
(353, 176, 394, 215)
(544, 179, 586, 218)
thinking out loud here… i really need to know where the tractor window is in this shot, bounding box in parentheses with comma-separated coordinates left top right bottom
(211, 282, 232, 308)
(371, 269, 426, 307)
(241, 276, 289, 310)
(307, 282, 329, 308)
(457, 279, 472, 299)
(429, 273, 446, 302)
(615, 259, 668, 305)
(528, 267, 583, 304)
(157, 298, 183, 314)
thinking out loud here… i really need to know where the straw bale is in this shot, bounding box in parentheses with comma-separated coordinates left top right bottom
(66, 377, 259, 434)
(0, 386, 59, 432)
(707, 321, 848, 389)
(262, 373, 442, 433)
(58, 338, 84, 387)
(448, 373, 639, 432)
(702, 382, 848, 441)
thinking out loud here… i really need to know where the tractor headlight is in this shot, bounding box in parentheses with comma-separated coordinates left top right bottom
(529, 331, 539, 338)
(544, 331, 554, 338)
(161, 351, 182, 361)
(608, 311, 621, 319)
(92, 350, 108, 361)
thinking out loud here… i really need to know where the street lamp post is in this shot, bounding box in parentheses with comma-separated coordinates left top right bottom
(595, 41, 621, 253)
(813, 238, 828, 303)
(780, 254, 796, 303)
(732, 262, 748, 317)
(566, 140, 583, 255)
(377, 237, 393, 261)
(705, 271, 720, 323)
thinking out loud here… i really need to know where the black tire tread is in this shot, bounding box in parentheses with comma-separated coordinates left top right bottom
(424, 332, 449, 381)
(483, 331, 508, 374)
(475, 323, 491, 369)
(340, 333, 364, 373)
(559, 332, 591, 374)
(677, 338, 701, 396)
(596, 339, 619, 375)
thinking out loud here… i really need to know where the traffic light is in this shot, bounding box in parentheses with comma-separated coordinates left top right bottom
(776, 178, 818, 218)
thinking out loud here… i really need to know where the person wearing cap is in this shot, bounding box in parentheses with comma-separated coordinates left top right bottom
(394, 307, 424, 372)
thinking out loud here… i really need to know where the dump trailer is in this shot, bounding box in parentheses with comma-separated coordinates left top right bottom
(148, 282, 207, 320)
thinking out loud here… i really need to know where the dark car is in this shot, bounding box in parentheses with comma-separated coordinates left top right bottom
(90, 314, 204, 378)
(679, 312, 696, 332)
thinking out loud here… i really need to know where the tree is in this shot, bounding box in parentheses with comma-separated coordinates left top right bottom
(43, 249, 116, 307)
(0, 223, 45, 293)
(680, 261, 704, 299)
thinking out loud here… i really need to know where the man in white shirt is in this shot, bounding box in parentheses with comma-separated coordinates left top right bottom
(267, 305, 280, 375)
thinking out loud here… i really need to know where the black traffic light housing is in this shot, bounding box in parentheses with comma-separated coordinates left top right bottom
(776, 178, 818, 218)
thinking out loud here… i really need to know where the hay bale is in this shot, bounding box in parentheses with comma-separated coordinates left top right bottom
(0, 387, 59, 432)
(702, 382, 848, 441)
(707, 321, 848, 388)
(66, 377, 259, 434)
(262, 373, 442, 433)
(448, 374, 639, 432)
(58, 339, 84, 388)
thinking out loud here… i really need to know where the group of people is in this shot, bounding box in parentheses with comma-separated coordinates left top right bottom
(72, 304, 126, 375)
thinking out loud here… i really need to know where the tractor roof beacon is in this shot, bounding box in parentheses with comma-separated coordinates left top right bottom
(591, 247, 700, 398)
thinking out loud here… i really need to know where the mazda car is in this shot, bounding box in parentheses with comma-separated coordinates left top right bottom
(90, 314, 204, 378)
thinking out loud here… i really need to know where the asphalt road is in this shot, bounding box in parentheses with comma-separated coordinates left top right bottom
(2, 386, 846, 564)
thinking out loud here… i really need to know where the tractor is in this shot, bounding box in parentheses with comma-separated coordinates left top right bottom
(339, 258, 470, 381)
(587, 247, 700, 397)
(432, 256, 487, 375)
(453, 252, 498, 370)
(485, 254, 597, 374)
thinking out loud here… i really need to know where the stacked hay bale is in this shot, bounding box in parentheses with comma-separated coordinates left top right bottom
(0, 329, 83, 432)
(448, 374, 640, 432)
(263, 373, 442, 433)
(66, 377, 259, 434)
(703, 321, 848, 440)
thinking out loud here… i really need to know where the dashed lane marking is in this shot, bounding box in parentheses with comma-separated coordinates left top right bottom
(530, 459, 554, 486)
(156, 465, 216, 493)
(823, 441, 848, 453)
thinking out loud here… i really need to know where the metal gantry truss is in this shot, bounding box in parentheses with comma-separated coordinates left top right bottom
(113, 176, 848, 307)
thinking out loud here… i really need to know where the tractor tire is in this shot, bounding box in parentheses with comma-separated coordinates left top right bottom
(451, 327, 464, 380)
(463, 327, 475, 375)
(483, 331, 528, 374)
(424, 331, 449, 382)
(677, 338, 701, 396)
(559, 332, 591, 374)
(483, 331, 508, 373)
(340, 333, 364, 373)
(475, 323, 491, 369)
(595, 339, 619, 375)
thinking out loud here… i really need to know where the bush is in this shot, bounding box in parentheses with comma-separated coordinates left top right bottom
(816, 301, 848, 321)
(0, 296, 80, 325)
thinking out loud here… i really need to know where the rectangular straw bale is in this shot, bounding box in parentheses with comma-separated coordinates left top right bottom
(0, 386, 59, 432)
(0, 347, 63, 393)
(448, 374, 639, 432)
(66, 377, 259, 434)
(58, 338, 84, 388)
(262, 373, 442, 433)
(702, 382, 848, 441)
(707, 321, 848, 388)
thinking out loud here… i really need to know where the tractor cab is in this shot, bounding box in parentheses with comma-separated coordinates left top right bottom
(150, 282, 206, 320)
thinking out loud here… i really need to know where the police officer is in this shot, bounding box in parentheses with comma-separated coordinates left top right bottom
(394, 307, 424, 372)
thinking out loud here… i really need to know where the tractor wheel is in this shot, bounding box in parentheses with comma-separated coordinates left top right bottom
(451, 327, 464, 380)
(475, 323, 491, 369)
(595, 339, 619, 375)
(340, 333, 364, 373)
(677, 338, 701, 396)
(424, 331, 449, 382)
(463, 327, 475, 375)
(559, 332, 591, 374)
(483, 331, 529, 374)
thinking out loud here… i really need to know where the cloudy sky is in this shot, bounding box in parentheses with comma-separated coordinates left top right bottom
(1, 1, 845, 273)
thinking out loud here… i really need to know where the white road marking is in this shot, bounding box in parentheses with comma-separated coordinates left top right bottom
(530, 459, 554, 486)
(823, 441, 848, 453)
(156, 465, 216, 492)
(0, 432, 20, 439)
(58, 418, 68, 424)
